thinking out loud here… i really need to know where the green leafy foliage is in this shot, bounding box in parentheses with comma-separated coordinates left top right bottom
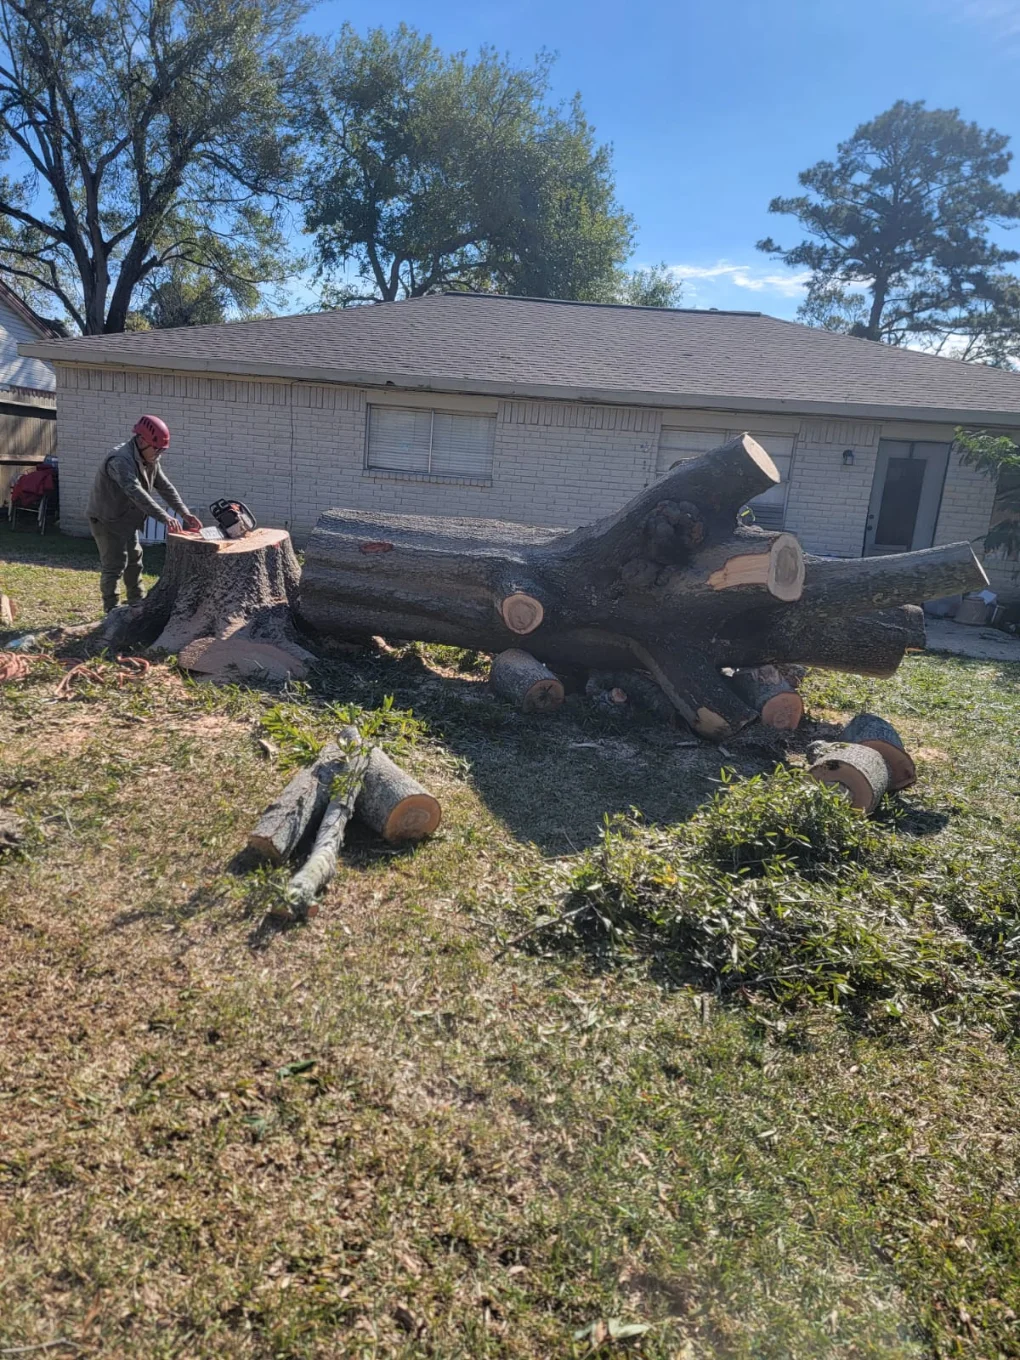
(955, 425, 1020, 555)
(758, 99, 1020, 360)
(301, 25, 632, 304)
(505, 769, 1017, 1028)
(0, 0, 302, 333)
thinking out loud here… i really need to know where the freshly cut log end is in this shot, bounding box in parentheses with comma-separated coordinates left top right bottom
(767, 534, 807, 602)
(839, 713, 917, 791)
(729, 665, 804, 730)
(500, 592, 544, 634)
(807, 741, 889, 815)
(356, 747, 441, 844)
(490, 648, 565, 714)
(706, 532, 805, 602)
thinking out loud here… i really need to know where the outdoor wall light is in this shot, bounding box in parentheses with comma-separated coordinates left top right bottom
(842, 448, 855, 466)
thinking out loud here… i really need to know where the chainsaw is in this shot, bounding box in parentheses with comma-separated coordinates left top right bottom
(200, 499, 258, 541)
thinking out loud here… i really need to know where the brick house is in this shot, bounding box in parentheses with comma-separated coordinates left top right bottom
(18, 293, 1020, 566)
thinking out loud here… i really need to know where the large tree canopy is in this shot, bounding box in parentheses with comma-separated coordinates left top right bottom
(758, 101, 1020, 360)
(301, 26, 633, 305)
(0, 0, 302, 334)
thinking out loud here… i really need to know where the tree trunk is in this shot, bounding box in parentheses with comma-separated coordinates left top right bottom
(298, 434, 987, 740)
(807, 741, 889, 814)
(95, 528, 312, 677)
(490, 648, 565, 713)
(839, 713, 916, 791)
(728, 666, 805, 730)
(355, 748, 442, 844)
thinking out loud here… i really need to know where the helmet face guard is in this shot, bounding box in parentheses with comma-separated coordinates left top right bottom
(133, 414, 170, 450)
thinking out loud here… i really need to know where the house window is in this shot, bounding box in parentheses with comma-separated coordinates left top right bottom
(657, 426, 795, 530)
(366, 405, 495, 481)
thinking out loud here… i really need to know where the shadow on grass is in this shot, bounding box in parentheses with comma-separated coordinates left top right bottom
(0, 522, 167, 576)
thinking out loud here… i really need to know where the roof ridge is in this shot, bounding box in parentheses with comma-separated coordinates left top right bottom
(440, 290, 763, 317)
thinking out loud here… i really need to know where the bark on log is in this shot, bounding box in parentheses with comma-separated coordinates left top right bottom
(298, 434, 986, 740)
(807, 741, 889, 815)
(280, 731, 370, 921)
(93, 528, 312, 673)
(839, 713, 916, 791)
(248, 739, 346, 864)
(490, 648, 565, 713)
(355, 747, 442, 844)
(729, 666, 805, 730)
(586, 670, 678, 722)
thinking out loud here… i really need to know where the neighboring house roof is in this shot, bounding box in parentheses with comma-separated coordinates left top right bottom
(0, 279, 65, 340)
(19, 291, 1020, 426)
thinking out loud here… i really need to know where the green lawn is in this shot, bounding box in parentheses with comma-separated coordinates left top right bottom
(1, 532, 1019, 1359)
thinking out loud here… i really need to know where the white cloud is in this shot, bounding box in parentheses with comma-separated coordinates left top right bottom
(664, 260, 813, 300)
(947, 0, 1020, 38)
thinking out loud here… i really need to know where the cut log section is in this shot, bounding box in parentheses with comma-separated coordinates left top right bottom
(490, 648, 565, 714)
(729, 666, 805, 730)
(0, 593, 16, 627)
(839, 713, 917, 791)
(279, 733, 370, 921)
(248, 738, 348, 863)
(355, 747, 442, 844)
(298, 434, 987, 740)
(807, 741, 889, 815)
(93, 527, 312, 671)
(500, 592, 544, 634)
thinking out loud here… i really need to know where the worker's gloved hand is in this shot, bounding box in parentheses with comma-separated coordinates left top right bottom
(165, 517, 184, 534)
(182, 513, 203, 531)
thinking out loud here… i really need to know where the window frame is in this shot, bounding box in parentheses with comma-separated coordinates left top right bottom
(364, 403, 496, 484)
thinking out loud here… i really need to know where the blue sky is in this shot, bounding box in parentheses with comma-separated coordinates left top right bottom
(300, 0, 1020, 319)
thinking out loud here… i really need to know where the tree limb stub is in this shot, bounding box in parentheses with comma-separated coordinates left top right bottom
(298, 433, 984, 740)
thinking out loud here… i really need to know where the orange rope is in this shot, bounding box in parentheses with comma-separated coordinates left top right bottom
(0, 652, 30, 682)
(54, 655, 152, 699)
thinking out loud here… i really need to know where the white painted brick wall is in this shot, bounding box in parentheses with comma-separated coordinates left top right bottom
(783, 419, 882, 556)
(54, 366, 996, 559)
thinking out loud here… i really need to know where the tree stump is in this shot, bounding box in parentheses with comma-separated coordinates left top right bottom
(839, 713, 916, 791)
(807, 741, 889, 814)
(299, 434, 987, 740)
(95, 528, 312, 677)
(490, 648, 565, 713)
(729, 666, 805, 730)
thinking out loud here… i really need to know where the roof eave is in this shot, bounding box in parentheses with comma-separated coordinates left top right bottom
(20, 342, 1020, 428)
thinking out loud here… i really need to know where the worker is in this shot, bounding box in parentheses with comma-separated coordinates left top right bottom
(86, 414, 202, 613)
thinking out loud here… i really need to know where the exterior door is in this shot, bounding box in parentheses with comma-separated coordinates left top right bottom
(864, 440, 950, 555)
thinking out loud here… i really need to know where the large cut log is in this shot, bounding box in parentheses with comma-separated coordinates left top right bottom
(490, 648, 565, 713)
(839, 713, 916, 791)
(355, 747, 442, 844)
(298, 434, 986, 740)
(807, 741, 889, 815)
(280, 731, 370, 921)
(93, 527, 312, 672)
(249, 739, 347, 863)
(728, 666, 804, 730)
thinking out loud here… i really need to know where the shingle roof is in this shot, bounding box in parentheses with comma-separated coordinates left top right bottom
(19, 291, 1020, 425)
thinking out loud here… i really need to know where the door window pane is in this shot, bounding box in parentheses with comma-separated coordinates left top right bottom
(875, 457, 926, 548)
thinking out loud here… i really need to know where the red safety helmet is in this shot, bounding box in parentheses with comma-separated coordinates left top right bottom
(133, 414, 170, 450)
